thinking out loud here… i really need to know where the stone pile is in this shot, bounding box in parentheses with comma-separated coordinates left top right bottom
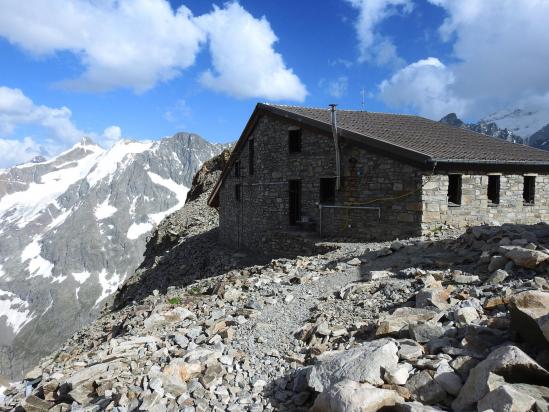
(1, 215, 549, 412)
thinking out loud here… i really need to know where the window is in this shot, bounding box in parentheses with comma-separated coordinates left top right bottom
(319, 178, 336, 204)
(288, 129, 302, 153)
(235, 184, 241, 201)
(448, 174, 462, 205)
(487, 175, 500, 205)
(234, 160, 241, 177)
(248, 139, 254, 176)
(523, 176, 535, 205)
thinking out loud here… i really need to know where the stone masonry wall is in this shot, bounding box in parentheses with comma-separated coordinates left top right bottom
(422, 173, 549, 231)
(218, 114, 424, 252)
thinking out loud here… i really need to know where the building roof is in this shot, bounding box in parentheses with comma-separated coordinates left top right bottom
(266, 104, 549, 164)
(208, 103, 549, 207)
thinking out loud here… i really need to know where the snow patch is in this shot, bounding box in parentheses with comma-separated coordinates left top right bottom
(86, 140, 152, 187)
(127, 222, 153, 240)
(72, 271, 91, 284)
(0, 289, 35, 334)
(94, 270, 123, 306)
(94, 198, 117, 220)
(0, 149, 102, 228)
(147, 172, 189, 224)
(21, 237, 54, 280)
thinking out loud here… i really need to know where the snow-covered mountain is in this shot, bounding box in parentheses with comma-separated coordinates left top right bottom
(0, 133, 223, 379)
(439, 111, 549, 150)
(482, 108, 549, 140)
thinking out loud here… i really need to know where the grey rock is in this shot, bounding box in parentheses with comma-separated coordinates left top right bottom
(310, 379, 404, 412)
(509, 290, 549, 346)
(477, 384, 536, 412)
(452, 345, 549, 411)
(405, 370, 447, 404)
(485, 269, 509, 285)
(307, 339, 399, 392)
(409, 323, 445, 343)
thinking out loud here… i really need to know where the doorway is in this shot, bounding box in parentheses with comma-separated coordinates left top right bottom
(289, 179, 301, 225)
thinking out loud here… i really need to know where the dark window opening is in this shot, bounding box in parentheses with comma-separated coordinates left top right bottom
(319, 177, 336, 204)
(288, 179, 301, 225)
(487, 175, 500, 205)
(234, 160, 241, 177)
(248, 139, 254, 176)
(288, 129, 302, 153)
(523, 176, 535, 204)
(448, 174, 462, 205)
(235, 184, 241, 201)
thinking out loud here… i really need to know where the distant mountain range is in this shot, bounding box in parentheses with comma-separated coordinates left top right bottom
(439, 110, 549, 150)
(0, 133, 224, 379)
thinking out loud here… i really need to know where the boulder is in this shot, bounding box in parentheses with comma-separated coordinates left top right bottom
(364, 270, 393, 281)
(409, 323, 445, 343)
(455, 307, 479, 325)
(310, 379, 403, 412)
(405, 370, 447, 404)
(452, 345, 549, 411)
(415, 288, 450, 310)
(477, 384, 536, 412)
(393, 402, 445, 411)
(384, 364, 411, 385)
(502, 246, 549, 269)
(376, 308, 438, 337)
(433, 362, 462, 396)
(509, 290, 549, 346)
(485, 269, 509, 285)
(307, 339, 399, 392)
(488, 256, 507, 272)
(20, 395, 53, 412)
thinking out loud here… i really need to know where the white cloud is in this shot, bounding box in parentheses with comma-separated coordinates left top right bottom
(321, 77, 349, 99)
(0, 87, 82, 142)
(0, 0, 205, 93)
(0, 1, 306, 100)
(379, 57, 467, 119)
(0, 137, 51, 169)
(0, 86, 122, 167)
(345, 0, 412, 66)
(378, 0, 549, 130)
(195, 2, 307, 101)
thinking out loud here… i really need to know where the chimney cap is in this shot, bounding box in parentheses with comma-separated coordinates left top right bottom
(328, 103, 338, 109)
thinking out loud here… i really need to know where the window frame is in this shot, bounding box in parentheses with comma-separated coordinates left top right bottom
(447, 174, 462, 206)
(288, 129, 302, 153)
(487, 175, 501, 206)
(234, 160, 241, 178)
(523, 175, 536, 205)
(319, 177, 337, 205)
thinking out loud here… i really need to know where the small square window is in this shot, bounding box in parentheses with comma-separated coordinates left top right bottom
(448, 174, 462, 205)
(235, 184, 241, 201)
(289, 129, 302, 153)
(234, 160, 241, 177)
(487, 175, 500, 205)
(523, 176, 535, 204)
(319, 178, 336, 204)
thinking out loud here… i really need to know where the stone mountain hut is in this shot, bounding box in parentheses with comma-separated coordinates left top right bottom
(208, 103, 549, 252)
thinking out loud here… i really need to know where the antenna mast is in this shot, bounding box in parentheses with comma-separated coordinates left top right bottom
(360, 87, 365, 111)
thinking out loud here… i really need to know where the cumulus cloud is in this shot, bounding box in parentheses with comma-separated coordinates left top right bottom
(0, 86, 122, 167)
(345, 0, 412, 66)
(0, 0, 204, 93)
(379, 57, 467, 119)
(0, 0, 307, 100)
(195, 3, 307, 101)
(0, 87, 82, 142)
(378, 0, 549, 128)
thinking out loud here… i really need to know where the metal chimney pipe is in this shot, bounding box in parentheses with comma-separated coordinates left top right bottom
(329, 104, 341, 190)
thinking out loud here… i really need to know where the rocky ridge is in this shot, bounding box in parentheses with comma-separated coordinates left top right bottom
(2, 158, 549, 411)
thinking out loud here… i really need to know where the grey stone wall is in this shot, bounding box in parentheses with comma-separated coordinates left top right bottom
(218, 114, 424, 252)
(422, 173, 549, 230)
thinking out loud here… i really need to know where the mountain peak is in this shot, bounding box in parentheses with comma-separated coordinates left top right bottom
(79, 136, 98, 146)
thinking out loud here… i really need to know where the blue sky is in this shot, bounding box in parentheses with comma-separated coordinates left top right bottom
(1, 0, 549, 167)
